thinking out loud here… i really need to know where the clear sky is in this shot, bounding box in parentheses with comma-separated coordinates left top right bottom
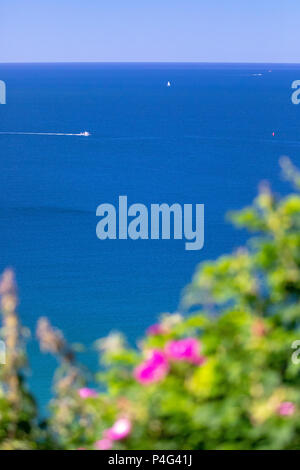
(0, 0, 298, 63)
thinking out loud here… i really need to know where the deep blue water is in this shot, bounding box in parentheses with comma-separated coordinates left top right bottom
(0, 63, 300, 409)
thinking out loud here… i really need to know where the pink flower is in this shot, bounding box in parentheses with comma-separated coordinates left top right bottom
(134, 349, 169, 385)
(105, 418, 132, 441)
(95, 438, 113, 450)
(146, 323, 165, 336)
(77, 447, 86, 450)
(78, 387, 98, 399)
(278, 402, 296, 417)
(165, 338, 205, 365)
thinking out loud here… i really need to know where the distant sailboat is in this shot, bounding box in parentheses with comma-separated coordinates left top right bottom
(167, 81, 171, 87)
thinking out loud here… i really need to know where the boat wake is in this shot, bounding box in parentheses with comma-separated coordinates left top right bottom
(0, 131, 90, 136)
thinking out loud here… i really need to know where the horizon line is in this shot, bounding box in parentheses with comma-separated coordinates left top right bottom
(1, 61, 300, 65)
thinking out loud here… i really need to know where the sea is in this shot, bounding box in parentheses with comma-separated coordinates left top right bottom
(0, 62, 300, 410)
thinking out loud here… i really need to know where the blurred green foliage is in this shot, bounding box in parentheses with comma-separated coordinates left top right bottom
(0, 159, 299, 450)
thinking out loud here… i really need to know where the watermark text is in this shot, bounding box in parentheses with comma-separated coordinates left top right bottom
(0, 341, 6, 365)
(0, 80, 6, 104)
(96, 196, 204, 251)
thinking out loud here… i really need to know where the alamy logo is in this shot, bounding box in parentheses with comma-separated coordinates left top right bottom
(291, 80, 300, 105)
(96, 196, 204, 251)
(0, 341, 6, 365)
(291, 340, 300, 365)
(0, 80, 6, 104)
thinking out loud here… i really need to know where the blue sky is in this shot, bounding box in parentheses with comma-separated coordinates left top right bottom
(0, 0, 298, 63)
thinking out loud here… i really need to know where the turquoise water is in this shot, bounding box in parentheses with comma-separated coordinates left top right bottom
(0, 63, 300, 407)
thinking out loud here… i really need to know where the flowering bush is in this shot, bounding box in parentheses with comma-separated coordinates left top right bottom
(0, 158, 300, 449)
